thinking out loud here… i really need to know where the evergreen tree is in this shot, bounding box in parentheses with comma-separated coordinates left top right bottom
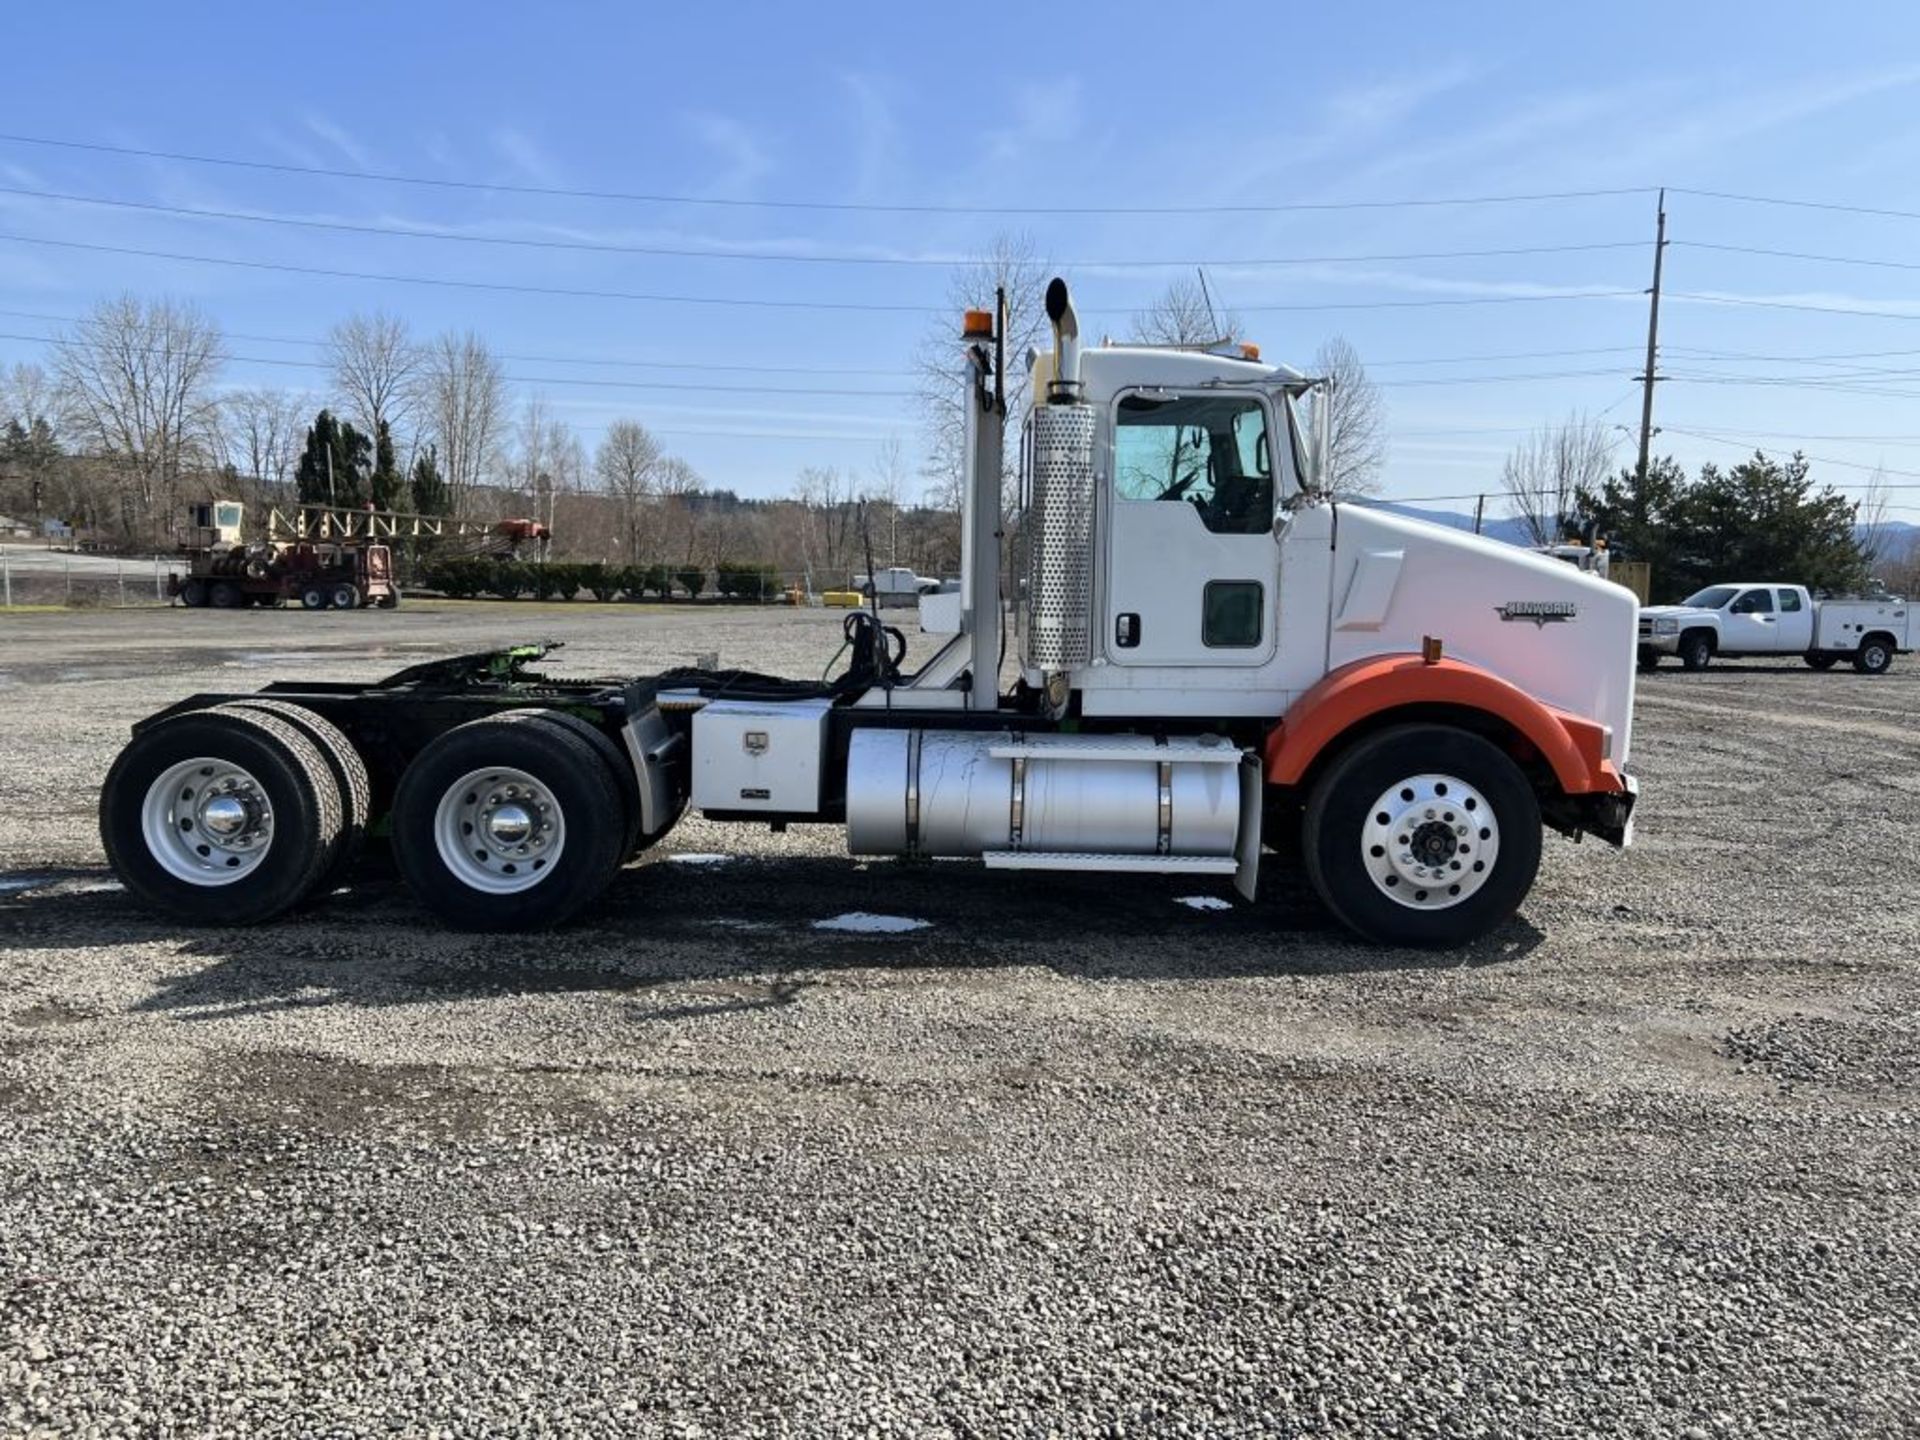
(370, 419, 405, 511)
(293, 409, 373, 508)
(409, 444, 450, 517)
(1583, 452, 1867, 602)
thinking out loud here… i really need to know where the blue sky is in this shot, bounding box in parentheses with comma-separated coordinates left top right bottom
(5, 1, 1920, 519)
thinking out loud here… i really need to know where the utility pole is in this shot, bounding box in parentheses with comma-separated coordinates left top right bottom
(1472, 493, 1485, 535)
(1635, 188, 1667, 483)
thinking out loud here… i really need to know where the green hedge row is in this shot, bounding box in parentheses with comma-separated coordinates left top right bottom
(418, 559, 785, 603)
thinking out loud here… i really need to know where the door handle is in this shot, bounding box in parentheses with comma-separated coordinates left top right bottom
(1116, 613, 1140, 648)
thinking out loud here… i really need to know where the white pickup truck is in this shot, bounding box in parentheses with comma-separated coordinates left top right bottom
(1638, 582, 1911, 673)
(855, 566, 941, 606)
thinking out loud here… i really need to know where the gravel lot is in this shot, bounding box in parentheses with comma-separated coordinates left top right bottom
(2, 602, 1916, 1437)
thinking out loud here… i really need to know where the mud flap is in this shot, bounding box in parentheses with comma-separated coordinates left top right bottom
(620, 699, 688, 842)
(1234, 751, 1263, 902)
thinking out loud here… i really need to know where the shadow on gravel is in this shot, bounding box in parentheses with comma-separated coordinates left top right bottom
(0, 857, 1544, 1025)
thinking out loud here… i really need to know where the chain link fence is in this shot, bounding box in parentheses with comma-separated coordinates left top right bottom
(0, 549, 173, 609)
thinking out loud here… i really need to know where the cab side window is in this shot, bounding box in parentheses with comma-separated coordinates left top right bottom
(1778, 589, 1803, 612)
(1730, 588, 1774, 615)
(1113, 393, 1273, 536)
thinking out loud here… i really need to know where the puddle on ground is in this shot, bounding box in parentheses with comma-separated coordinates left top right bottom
(812, 912, 932, 934)
(0, 872, 121, 897)
(1174, 895, 1233, 912)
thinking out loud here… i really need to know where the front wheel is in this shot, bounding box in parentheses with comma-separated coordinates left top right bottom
(1855, 636, 1895, 674)
(1637, 647, 1661, 672)
(330, 582, 362, 611)
(392, 715, 626, 930)
(1678, 631, 1713, 671)
(300, 584, 330, 610)
(1302, 724, 1542, 948)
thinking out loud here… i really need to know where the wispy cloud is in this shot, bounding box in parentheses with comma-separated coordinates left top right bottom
(684, 112, 772, 199)
(493, 127, 562, 186)
(985, 78, 1083, 165)
(304, 114, 374, 170)
(840, 71, 900, 201)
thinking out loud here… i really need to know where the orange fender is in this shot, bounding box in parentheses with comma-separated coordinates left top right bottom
(1265, 654, 1623, 796)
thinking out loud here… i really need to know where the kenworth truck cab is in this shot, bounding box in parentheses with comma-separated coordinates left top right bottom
(99, 279, 1638, 947)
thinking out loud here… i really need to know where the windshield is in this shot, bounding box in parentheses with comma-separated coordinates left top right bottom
(1681, 586, 1738, 609)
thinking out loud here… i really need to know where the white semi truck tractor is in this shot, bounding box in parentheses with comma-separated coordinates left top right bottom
(98, 281, 1639, 946)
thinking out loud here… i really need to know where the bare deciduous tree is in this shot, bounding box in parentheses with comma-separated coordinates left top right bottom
(1130, 275, 1241, 346)
(868, 434, 909, 563)
(1308, 336, 1386, 499)
(915, 231, 1051, 514)
(219, 386, 307, 495)
(417, 330, 506, 516)
(1500, 413, 1615, 546)
(1857, 467, 1898, 576)
(54, 295, 225, 540)
(594, 418, 664, 563)
(328, 311, 419, 448)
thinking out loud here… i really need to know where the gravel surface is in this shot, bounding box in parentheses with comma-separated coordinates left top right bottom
(2, 603, 1917, 1437)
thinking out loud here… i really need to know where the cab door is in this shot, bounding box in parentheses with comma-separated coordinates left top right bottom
(1103, 390, 1280, 667)
(1773, 587, 1814, 651)
(1722, 586, 1779, 652)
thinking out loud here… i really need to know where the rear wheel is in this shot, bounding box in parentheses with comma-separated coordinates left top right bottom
(1855, 635, 1895, 674)
(507, 709, 652, 861)
(1804, 652, 1839, 670)
(209, 580, 244, 610)
(179, 579, 209, 608)
(393, 716, 624, 929)
(330, 582, 362, 611)
(1303, 724, 1542, 948)
(1678, 631, 1713, 671)
(300, 584, 330, 610)
(100, 708, 342, 924)
(220, 701, 370, 897)
(374, 591, 399, 610)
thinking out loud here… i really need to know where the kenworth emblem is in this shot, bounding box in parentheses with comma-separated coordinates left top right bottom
(1496, 600, 1578, 626)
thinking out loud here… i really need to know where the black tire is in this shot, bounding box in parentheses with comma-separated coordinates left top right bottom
(330, 582, 362, 611)
(179, 579, 209, 609)
(220, 701, 370, 898)
(209, 580, 244, 610)
(375, 592, 399, 610)
(1302, 724, 1542, 948)
(100, 709, 342, 925)
(1804, 652, 1839, 671)
(1637, 647, 1661, 672)
(392, 716, 625, 930)
(300, 585, 330, 610)
(1854, 635, 1895, 674)
(1678, 631, 1713, 671)
(507, 709, 648, 861)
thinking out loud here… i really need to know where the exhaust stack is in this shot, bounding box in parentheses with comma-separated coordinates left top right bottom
(1044, 277, 1082, 402)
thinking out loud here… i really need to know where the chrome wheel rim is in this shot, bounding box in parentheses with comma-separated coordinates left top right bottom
(141, 757, 275, 886)
(432, 766, 565, 894)
(1361, 773, 1500, 911)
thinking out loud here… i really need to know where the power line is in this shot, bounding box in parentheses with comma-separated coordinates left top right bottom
(0, 231, 1645, 316)
(0, 328, 918, 399)
(1663, 427, 1920, 482)
(0, 131, 1658, 217)
(1368, 345, 1642, 368)
(1678, 239, 1920, 273)
(0, 183, 1652, 270)
(1672, 186, 1920, 224)
(0, 304, 907, 378)
(1669, 291, 1920, 323)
